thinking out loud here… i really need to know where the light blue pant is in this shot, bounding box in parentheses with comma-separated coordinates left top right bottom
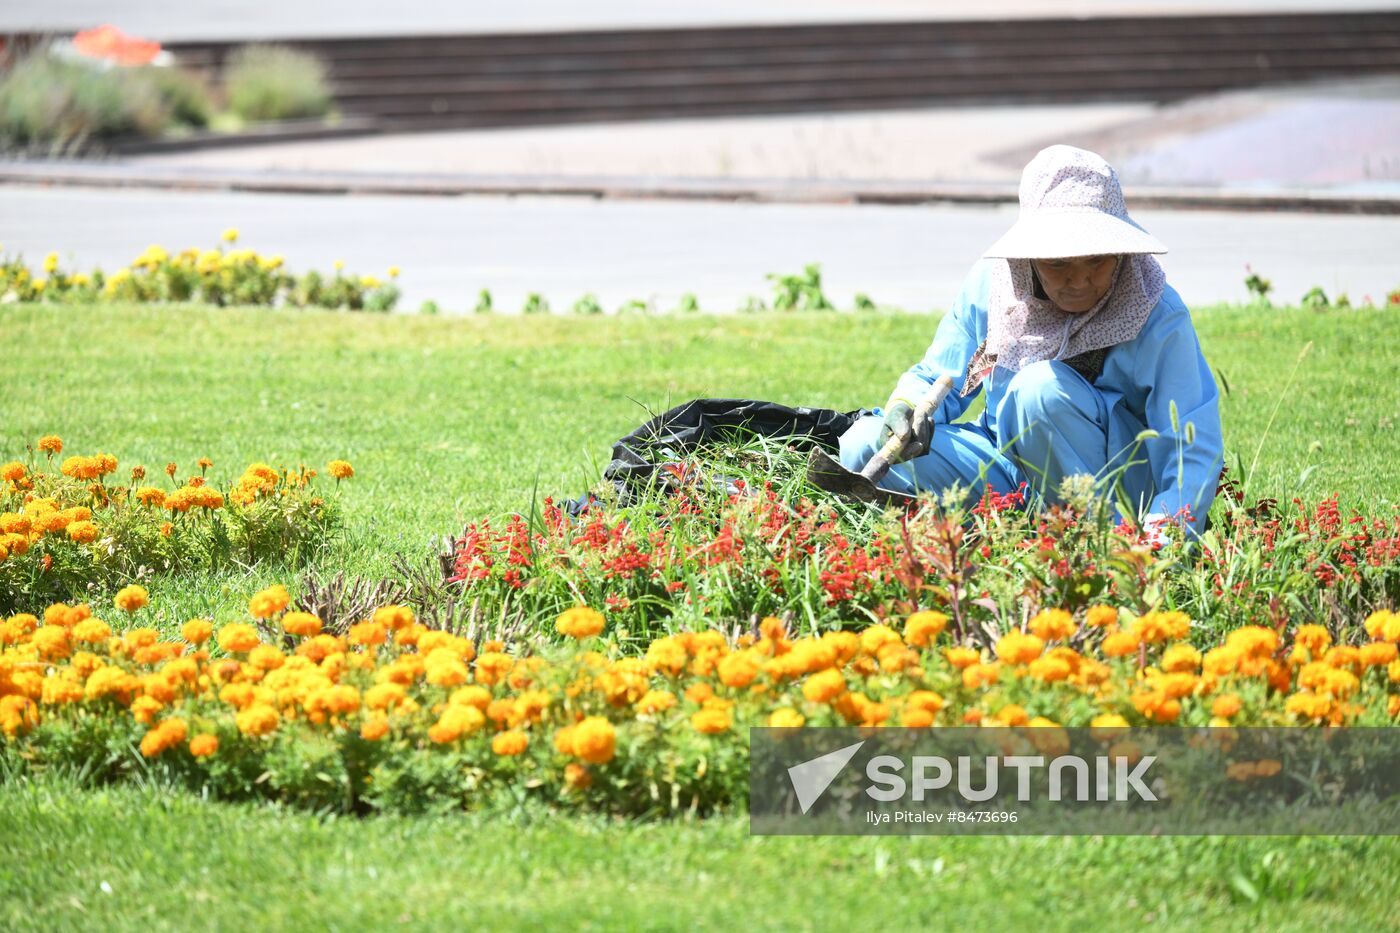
(838, 360, 1138, 507)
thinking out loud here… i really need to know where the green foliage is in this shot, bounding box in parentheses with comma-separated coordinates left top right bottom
(521, 292, 550, 315)
(473, 288, 493, 314)
(767, 262, 835, 312)
(418, 299, 441, 316)
(0, 51, 168, 154)
(853, 292, 878, 311)
(675, 292, 701, 313)
(223, 44, 332, 122)
(1244, 265, 1274, 306)
(1300, 286, 1330, 310)
(571, 293, 604, 315)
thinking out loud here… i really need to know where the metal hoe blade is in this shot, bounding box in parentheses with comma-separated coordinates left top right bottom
(805, 447, 917, 507)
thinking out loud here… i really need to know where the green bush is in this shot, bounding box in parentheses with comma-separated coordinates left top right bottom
(0, 51, 167, 153)
(143, 64, 214, 128)
(223, 44, 332, 122)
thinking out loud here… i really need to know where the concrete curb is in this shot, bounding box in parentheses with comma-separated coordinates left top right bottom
(2, 161, 1398, 214)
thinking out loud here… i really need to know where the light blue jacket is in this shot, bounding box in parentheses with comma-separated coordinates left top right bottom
(889, 259, 1224, 529)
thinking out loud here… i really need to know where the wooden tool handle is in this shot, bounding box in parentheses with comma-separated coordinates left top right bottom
(860, 375, 955, 484)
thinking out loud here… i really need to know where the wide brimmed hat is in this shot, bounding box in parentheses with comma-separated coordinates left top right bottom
(982, 145, 1167, 259)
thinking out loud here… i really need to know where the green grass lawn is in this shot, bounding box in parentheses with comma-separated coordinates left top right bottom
(3, 302, 1399, 931)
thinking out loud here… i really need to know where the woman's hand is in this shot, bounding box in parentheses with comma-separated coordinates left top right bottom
(878, 401, 933, 462)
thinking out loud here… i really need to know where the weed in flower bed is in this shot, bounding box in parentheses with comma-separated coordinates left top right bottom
(0, 435, 349, 613)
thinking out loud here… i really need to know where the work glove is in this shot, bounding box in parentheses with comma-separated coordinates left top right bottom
(877, 400, 933, 463)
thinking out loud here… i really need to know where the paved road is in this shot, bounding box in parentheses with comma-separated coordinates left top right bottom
(8, 1, 1395, 41)
(3, 185, 1398, 312)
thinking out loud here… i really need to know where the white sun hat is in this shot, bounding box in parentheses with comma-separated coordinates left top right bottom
(981, 145, 1167, 259)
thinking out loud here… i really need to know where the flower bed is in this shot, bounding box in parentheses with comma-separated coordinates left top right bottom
(2, 231, 400, 310)
(2, 585, 1398, 815)
(0, 435, 350, 612)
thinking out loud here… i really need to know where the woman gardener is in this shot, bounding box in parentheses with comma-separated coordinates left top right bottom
(838, 145, 1223, 539)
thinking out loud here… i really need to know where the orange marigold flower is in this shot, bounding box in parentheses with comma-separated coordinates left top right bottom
(802, 668, 846, 703)
(235, 703, 280, 737)
(492, 730, 530, 756)
(327, 460, 354, 480)
(570, 716, 617, 764)
(347, 620, 387, 647)
(37, 435, 63, 454)
(994, 631, 1044, 666)
(635, 688, 677, 715)
(718, 651, 760, 689)
(943, 646, 981, 669)
(159, 521, 173, 537)
(962, 662, 1000, 690)
(359, 715, 390, 741)
(189, 734, 219, 757)
(165, 462, 178, 478)
(282, 611, 323, 637)
(139, 717, 188, 757)
(248, 584, 290, 619)
(1363, 610, 1400, 643)
(113, 584, 149, 613)
(71, 618, 112, 643)
(564, 762, 592, 790)
(902, 610, 948, 648)
(0, 461, 23, 482)
(372, 605, 415, 630)
(691, 708, 732, 735)
(1211, 693, 1243, 719)
(1130, 611, 1191, 644)
(768, 707, 805, 728)
(216, 623, 260, 654)
(1102, 630, 1140, 658)
(1028, 609, 1077, 642)
(1085, 605, 1118, 628)
(555, 606, 605, 639)
(1161, 643, 1202, 673)
(181, 618, 213, 644)
(1360, 642, 1399, 668)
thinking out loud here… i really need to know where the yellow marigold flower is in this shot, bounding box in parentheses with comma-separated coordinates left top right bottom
(902, 610, 948, 648)
(135, 486, 166, 507)
(768, 707, 805, 728)
(43, 251, 59, 273)
(1088, 713, 1129, 740)
(994, 631, 1044, 665)
(360, 275, 382, 288)
(248, 644, 285, 671)
(333, 259, 345, 271)
(646, 636, 687, 676)
(570, 716, 617, 764)
(221, 227, 239, 243)
(71, 618, 112, 643)
(962, 662, 1000, 690)
(426, 658, 469, 687)
(1211, 693, 1243, 719)
(139, 717, 188, 757)
(181, 619, 213, 644)
(492, 730, 530, 756)
(858, 624, 901, 657)
(0, 462, 23, 482)
(235, 703, 280, 737)
(1130, 610, 1191, 644)
(691, 708, 731, 735)
(474, 652, 514, 686)
(1028, 609, 1077, 642)
(1364, 610, 1400, 643)
(1293, 624, 1331, 656)
(429, 705, 486, 743)
(327, 459, 354, 480)
(65, 520, 99, 544)
(216, 623, 261, 654)
(189, 734, 219, 757)
(248, 584, 290, 619)
(32, 625, 70, 660)
(555, 606, 605, 639)
(1285, 692, 1331, 721)
(1161, 643, 1202, 673)
(282, 612, 323, 637)
(113, 584, 149, 614)
(635, 689, 677, 715)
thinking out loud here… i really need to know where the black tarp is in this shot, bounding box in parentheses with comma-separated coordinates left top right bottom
(564, 398, 873, 515)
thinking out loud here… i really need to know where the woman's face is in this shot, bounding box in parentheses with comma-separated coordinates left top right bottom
(1032, 255, 1120, 313)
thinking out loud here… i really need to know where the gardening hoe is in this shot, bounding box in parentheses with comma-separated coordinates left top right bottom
(805, 375, 955, 506)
